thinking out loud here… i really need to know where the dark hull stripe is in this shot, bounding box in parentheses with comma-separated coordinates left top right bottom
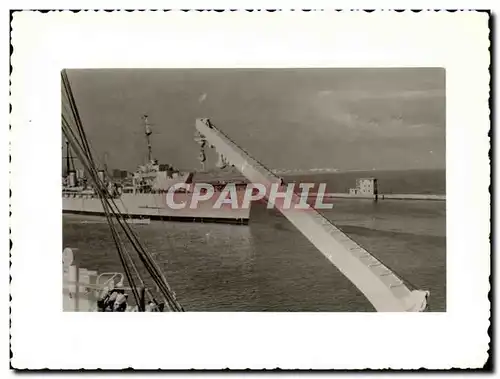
(62, 209, 250, 225)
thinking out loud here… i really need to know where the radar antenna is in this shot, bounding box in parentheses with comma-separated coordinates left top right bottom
(143, 114, 154, 163)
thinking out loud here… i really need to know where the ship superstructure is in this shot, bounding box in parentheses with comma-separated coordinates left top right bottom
(62, 115, 251, 224)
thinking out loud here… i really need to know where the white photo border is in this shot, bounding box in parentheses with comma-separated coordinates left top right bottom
(10, 10, 490, 369)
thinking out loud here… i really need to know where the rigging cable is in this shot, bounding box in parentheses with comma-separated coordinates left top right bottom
(62, 120, 143, 308)
(62, 118, 176, 310)
(61, 73, 183, 311)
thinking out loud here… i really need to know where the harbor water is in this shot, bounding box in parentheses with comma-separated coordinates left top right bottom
(63, 197, 446, 312)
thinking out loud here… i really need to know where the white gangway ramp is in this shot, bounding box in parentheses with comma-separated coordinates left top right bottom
(196, 118, 430, 312)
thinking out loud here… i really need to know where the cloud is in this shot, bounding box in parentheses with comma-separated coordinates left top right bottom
(317, 89, 444, 101)
(317, 90, 333, 97)
(198, 93, 207, 103)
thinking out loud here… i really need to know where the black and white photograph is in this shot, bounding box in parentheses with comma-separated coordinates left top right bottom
(9, 10, 490, 370)
(61, 68, 445, 313)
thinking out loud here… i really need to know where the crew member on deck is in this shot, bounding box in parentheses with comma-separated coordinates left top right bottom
(113, 293, 128, 312)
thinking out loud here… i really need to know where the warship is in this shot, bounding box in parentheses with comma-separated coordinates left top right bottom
(62, 115, 251, 224)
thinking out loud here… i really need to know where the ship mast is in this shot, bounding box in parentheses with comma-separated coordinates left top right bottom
(64, 139, 75, 176)
(103, 152, 109, 175)
(66, 140, 70, 175)
(143, 114, 154, 163)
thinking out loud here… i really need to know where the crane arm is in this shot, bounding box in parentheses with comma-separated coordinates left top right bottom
(195, 118, 429, 312)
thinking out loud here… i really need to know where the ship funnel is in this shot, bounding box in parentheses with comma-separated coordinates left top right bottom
(68, 171, 76, 187)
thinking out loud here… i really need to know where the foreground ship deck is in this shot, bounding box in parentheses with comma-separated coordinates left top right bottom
(63, 249, 170, 312)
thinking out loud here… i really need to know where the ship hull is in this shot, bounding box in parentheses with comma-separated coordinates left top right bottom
(62, 192, 251, 225)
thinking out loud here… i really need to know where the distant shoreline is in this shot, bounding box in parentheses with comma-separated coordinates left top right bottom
(273, 167, 445, 176)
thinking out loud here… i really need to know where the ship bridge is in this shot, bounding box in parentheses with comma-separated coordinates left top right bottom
(195, 118, 429, 312)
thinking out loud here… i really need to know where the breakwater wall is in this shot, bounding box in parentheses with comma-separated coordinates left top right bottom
(309, 193, 446, 201)
(377, 194, 445, 201)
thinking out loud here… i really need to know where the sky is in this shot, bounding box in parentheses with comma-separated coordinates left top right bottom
(63, 68, 445, 172)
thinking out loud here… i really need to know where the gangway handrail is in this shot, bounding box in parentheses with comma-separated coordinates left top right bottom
(195, 118, 430, 312)
(96, 272, 124, 288)
(64, 280, 139, 292)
